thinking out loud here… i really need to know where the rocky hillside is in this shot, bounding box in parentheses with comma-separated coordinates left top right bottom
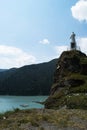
(45, 50, 87, 109)
(0, 59, 57, 95)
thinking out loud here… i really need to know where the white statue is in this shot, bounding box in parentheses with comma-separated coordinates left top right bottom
(70, 32, 76, 43)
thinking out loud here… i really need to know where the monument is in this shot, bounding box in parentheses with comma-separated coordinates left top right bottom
(70, 32, 76, 50)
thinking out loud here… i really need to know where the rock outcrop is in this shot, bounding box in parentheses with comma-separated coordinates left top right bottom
(45, 50, 87, 109)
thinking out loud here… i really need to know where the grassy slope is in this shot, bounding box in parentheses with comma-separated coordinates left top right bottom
(0, 108, 87, 130)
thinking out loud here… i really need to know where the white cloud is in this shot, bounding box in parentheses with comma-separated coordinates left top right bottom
(39, 38, 50, 44)
(77, 37, 87, 54)
(0, 45, 36, 69)
(71, 0, 87, 21)
(54, 45, 68, 57)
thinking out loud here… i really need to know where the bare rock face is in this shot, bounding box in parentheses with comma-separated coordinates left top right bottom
(45, 50, 87, 109)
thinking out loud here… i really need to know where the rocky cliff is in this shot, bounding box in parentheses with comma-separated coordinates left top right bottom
(45, 50, 87, 109)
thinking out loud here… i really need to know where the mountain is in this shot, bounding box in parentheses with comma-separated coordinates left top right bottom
(0, 59, 57, 95)
(0, 69, 8, 72)
(45, 50, 87, 109)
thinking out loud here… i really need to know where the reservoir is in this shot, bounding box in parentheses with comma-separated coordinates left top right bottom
(0, 95, 48, 113)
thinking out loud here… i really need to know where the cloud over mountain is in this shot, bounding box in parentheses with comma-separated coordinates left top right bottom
(54, 45, 68, 57)
(77, 37, 87, 54)
(0, 45, 36, 68)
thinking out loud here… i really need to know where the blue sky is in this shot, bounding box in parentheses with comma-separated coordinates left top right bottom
(0, 0, 87, 68)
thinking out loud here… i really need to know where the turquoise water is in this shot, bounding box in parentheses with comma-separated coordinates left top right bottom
(0, 96, 48, 113)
